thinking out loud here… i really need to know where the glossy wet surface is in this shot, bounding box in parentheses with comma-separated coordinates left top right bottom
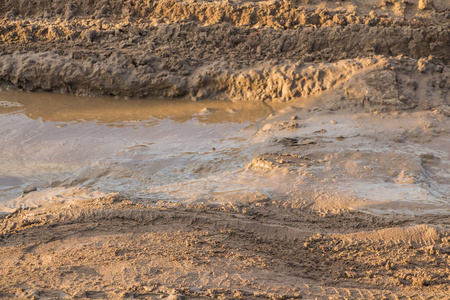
(0, 92, 275, 209)
(0, 91, 449, 215)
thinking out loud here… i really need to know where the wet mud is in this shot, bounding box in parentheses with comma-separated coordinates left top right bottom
(0, 0, 449, 299)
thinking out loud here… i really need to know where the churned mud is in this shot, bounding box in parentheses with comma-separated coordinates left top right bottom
(1, 0, 449, 99)
(0, 0, 449, 299)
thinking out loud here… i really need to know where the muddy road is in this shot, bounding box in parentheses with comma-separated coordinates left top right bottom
(0, 0, 449, 299)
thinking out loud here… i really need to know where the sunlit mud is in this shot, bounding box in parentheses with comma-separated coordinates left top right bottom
(0, 0, 449, 298)
(1, 91, 448, 216)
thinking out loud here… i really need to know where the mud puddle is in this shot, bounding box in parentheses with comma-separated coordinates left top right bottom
(0, 91, 277, 212)
(0, 93, 449, 299)
(1, 91, 449, 216)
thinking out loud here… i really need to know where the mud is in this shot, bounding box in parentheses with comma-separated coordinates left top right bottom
(1, 0, 449, 98)
(1, 91, 450, 298)
(1, 0, 450, 298)
(1, 51, 449, 104)
(0, 196, 449, 299)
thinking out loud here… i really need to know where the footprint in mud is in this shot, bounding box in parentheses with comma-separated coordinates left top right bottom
(420, 153, 450, 196)
(276, 137, 318, 147)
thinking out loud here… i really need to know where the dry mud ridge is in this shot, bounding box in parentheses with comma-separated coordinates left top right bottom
(1, 0, 450, 299)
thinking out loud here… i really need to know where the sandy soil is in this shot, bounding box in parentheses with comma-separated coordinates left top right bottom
(0, 194, 449, 299)
(0, 0, 449, 299)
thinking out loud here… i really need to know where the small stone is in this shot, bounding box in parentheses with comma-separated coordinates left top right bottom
(418, 0, 433, 10)
(330, 120, 337, 124)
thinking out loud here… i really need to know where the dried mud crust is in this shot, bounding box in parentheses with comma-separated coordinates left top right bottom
(0, 0, 449, 99)
(0, 196, 449, 299)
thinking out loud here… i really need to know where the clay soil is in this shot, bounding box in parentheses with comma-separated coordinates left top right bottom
(0, 0, 450, 299)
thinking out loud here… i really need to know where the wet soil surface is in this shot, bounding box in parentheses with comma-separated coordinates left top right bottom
(0, 91, 449, 299)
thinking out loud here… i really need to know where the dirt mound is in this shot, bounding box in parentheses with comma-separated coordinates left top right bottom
(1, 1, 449, 99)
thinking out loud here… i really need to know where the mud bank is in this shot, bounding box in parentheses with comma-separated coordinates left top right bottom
(1, 19, 449, 63)
(1, 0, 449, 98)
(1, 54, 449, 103)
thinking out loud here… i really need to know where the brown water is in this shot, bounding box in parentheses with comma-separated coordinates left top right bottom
(0, 91, 279, 210)
(1, 91, 449, 215)
(0, 91, 275, 124)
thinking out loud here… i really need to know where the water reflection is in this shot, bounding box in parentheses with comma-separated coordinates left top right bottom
(0, 91, 276, 208)
(0, 91, 273, 125)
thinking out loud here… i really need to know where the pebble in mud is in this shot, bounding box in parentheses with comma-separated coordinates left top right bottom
(23, 185, 37, 194)
(0, 101, 23, 108)
(199, 107, 212, 114)
(418, 0, 434, 10)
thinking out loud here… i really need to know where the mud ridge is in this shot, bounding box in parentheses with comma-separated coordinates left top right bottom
(1, 20, 449, 63)
(0, 54, 448, 106)
(1, 0, 449, 28)
(1, 1, 449, 98)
